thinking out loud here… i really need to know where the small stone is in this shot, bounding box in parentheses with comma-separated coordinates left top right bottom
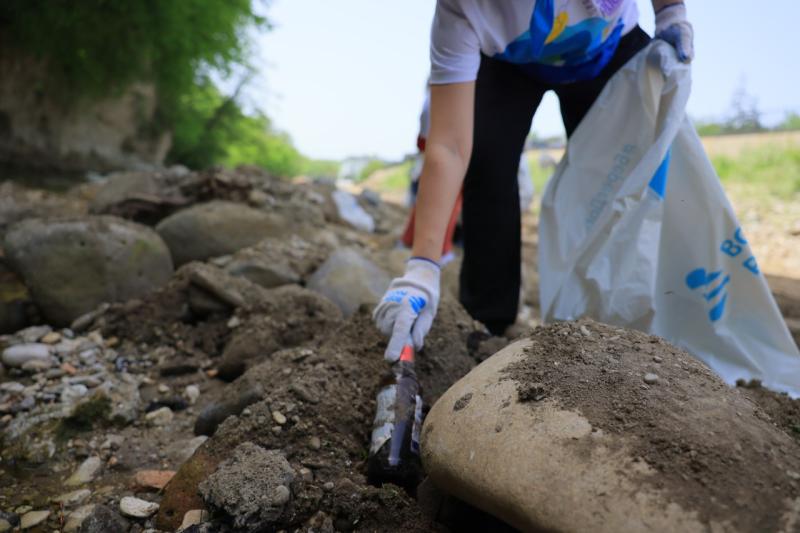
(227, 316, 241, 328)
(20, 510, 50, 530)
(101, 434, 125, 450)
(322, 481, 334, 492)
(653, 356, 663, 363)
(133, 470, 176, 491)
(0, 519, 11, 533)
(788, 470, 800, 480)
(579, 325, 591, 337)
(272, 411, 287, 425)
(78, 504, 128, 533)
(308, 436, 321, 450)
(271, 426, 282, 435)
(14, 506, 31, 515)
(19, 325, 52, 343)
(65, 456, 102, 486)
(41, 331, 62, 344)
(157, 384, 170, 394)
(52, 488, 92, 506)
(63, 504, 95, 532)
(145, 406, 173, 426)
(242, 408, 252, 417)
(21, 358, 52, 371)
(299, 467, 313, 483)
(2, 344, 51, 368)
(643, 373, 659, 384)
(184, 385, 200, 405)
(119, 496, 159, 518)
(61, 362, 78, 375)
(178, 509, 209, 531)
(272, 485, 291, 506)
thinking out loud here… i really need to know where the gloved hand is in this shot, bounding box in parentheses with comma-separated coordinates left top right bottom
(655, 2, 694, 63)
(373, 257, 440, 362)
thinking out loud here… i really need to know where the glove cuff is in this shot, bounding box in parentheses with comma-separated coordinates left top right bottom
(655, 2, 687, 30)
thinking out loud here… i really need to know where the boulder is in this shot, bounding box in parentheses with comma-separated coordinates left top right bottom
(4, 216, 173, 326)
(421, 321, 800, 533)
(155, 201, 288, 265)
(199, 442, 294, 531)
(307, 248, 390, 317)
(88, 170, 189, 225)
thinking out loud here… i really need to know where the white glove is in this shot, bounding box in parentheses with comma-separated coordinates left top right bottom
(373, 257, 440, 362)
(655, 2, 693, 63)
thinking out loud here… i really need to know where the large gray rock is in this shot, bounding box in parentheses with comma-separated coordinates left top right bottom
(156, 201, 288, 266)
(4, 216, 173, 326)
(307, 248, 390, 317)
(199, 442, 294, 531)
(422, 321, 800, 533)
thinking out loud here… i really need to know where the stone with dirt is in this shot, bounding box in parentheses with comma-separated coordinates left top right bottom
(78, 504, 129, 533)
(307, 247, 391, 317)
(3, 215, 173, 325)
(155, 200, 289, 265)
(422, 320, 800, 532)
(198, 442, 295, 530)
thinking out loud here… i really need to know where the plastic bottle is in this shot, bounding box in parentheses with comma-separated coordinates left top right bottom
(366, 342, 424, 491)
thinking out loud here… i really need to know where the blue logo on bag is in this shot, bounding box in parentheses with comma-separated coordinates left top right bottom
(685, 268, 730, 322)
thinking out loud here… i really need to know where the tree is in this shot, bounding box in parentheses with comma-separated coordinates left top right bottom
(724, 81, 764, 134)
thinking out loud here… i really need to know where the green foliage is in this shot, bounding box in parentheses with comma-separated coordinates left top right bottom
(777, 112, 800, 132)
(0, 0, 266, 116)
(167, 78, 303, 177)
(712, 144, 800, 198)
(299, 158, 340, 179)
(694, 121, 725, 137)
(357, 159, 389, 182)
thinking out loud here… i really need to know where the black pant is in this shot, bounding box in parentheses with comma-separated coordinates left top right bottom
(459, 27, 651, 335)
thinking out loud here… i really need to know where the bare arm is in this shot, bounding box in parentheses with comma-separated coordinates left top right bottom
(412, 81, 475, 261)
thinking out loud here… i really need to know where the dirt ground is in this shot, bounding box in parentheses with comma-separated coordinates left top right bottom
(1, 169, 799, 532)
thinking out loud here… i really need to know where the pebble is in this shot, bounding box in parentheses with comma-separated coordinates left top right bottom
(65, 456, 102, 486)
(40, 331, 62, 344)
(299, 467, 313, 483)
(178, 509, 209, 531)
(272, 485, 291, 505)
(0, 382, 25, 394)
(272, 411, 287, 425)
(322, 481, 335, 492)
(19, 325, 52, 344)
(101, 434, 125, 450)
(133, 470, 176, 491)
(21, 358, 53, 371)
(119, 496, 159, 518)
(63, 504, 95, 533)
(653, 356, 663, 363)
(643, 373, 660, 385)
(579, 325, 591, 337)
(157, 384, 170, 394)
(52, 488, 92, 506)
(309, 436, 321, 450)
(19, 510, 50, 530)
(184, 385, 200, 405)
(145, 406, 174, 426)
(1, 344, 51, 368)
(227, 316, 241, 328)
(0, 519, 11, 532)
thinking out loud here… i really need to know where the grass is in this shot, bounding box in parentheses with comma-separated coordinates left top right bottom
(712, 144, 800, 199)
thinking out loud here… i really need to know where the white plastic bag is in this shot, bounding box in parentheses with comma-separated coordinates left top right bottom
(539, 41, 800, 397)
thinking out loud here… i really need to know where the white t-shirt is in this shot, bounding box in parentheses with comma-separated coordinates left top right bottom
(431, 0, 639, 85)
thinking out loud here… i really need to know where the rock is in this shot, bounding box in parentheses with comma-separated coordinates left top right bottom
(178, 509, 209, 531)
(308, 436, 321, 450)
(330, 189, 375, 233)
(119, 496, 159, 518)
(644, 372, 660, 384)
(145, 406, 173, 426)
(19, 510, 49, 530)
(133, 470, 176, 491)
(167, 435, 208, 465)
(194, 386, 263, 436)
(184, 385, 200, 405)
(4, 216, 173, 326)
(421, 322, 800, 533)
(155, 201, 288, 266)
(65, 456, 102, 486)
(1, 343, 51, 367)
(40, 331, 62, 344)
(225, 252, 301, 289)
(199, 442, 295, 531)
(156, 447, 219, 531)
(17, 325, 52, 343)
(307, 248, 390, 317)
(0, 511, 19, 532)
(64, 504, 95, 533)
(52, 489, 92, 507)
(272, 411, 287, 425)
(79, 504, 129, 533)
